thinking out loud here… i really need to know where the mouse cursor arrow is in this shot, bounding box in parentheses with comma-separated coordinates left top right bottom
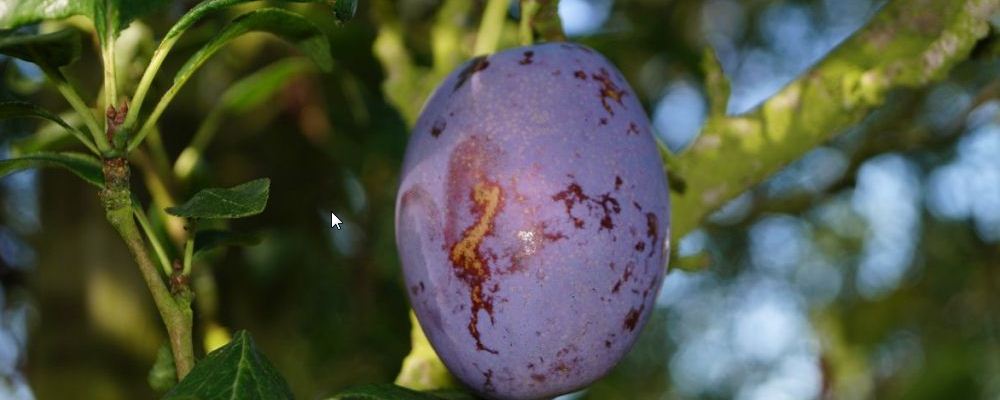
(331, 213, 343, 230)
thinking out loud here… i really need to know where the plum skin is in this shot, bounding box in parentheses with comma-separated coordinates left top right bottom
(395, 43, 670, 399)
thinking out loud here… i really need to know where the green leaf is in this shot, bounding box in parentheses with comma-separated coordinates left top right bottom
(163, 330, 292, 400)
(0, 152, 103, 188)
(9, 111, 84, 154)
(329, 384, 476, 400)
(0, 0, 170, 38)
(220, 58, 314, 113)
(156, 0, 356, 46)
(174, 8, 333, 87)
(0, 29, 81, 67)
(0, 101, 98, 153)
(0, 100, 72, 131)
(166, 178, 270, 219)
(148, 343, 177, 393)
(162, 0, 326, 42)
(0, 0, 89, 31)
(116, 0, 172, 35)
(194, 229, 262, 255)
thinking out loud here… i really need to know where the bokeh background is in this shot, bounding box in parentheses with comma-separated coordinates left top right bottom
(1, 0, 999, 398)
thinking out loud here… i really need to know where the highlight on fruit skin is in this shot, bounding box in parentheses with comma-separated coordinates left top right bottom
(395, 42, 671, 399)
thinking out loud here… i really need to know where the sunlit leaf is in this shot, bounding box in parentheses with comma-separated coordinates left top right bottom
(0, 152, 103, 188)
(166, 178, 270, 219)
(0, 0, 91, 31)
(0, 0, 170, 38)
(0, 29, 81, 67)
(163, 330, 292, 400)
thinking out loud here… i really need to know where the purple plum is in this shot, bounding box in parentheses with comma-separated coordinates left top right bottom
(395, 43, 670, 399)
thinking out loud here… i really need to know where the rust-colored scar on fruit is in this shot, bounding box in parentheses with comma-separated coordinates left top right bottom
(611, 261, 635, 294)
(627, 121, 640, 135)
(645, 212, 658, 258)
(450, 181, 503, 354)
(519, 50, 535, 65)
(445, 136, 504, 354)
(592, 68, 626, 116)
(431, 118, 447, 138)
(552, 178, 622, 231)
(482, 369, 495, 393)
(624, 306, 642, 331)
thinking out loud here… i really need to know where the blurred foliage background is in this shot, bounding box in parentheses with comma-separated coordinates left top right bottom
(0, 0, 998, 399)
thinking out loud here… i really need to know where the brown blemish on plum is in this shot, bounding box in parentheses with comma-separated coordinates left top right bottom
(549, 356, 582, 377)
(599, 117, 608, 126)
(627, 122, 640, 135)
(410, 281, 425, 295)
(552, 70, 562, 76)
(573, 70, 587, 80)
(551, 178, 622, 231)
(604, 340, 612, 348)
(454, 56, 490, 92)
(592, 68, 627, 116)
(550, 361, 572, 375)
(431, 118, 447, 138)
(445, 136, 503, 354)
(635, 241, 645, 252)
(624, 306, 643, 331)
(615, 176, 623, 190)
(531, 373, 546, 383)
(595, 194, 621, 231)
(645, 212, 658, 257)
(556, 344, 578, 357)
(611, 261, 634, 294)
(552, 183, 588, 229)
(483, 369, 495, 392)
(519, 50, 535, 65)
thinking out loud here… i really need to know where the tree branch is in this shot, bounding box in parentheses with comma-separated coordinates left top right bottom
(669, 0, 999, 239)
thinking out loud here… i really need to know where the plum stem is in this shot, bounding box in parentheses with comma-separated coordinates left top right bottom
(474, 0, 510, 55)
(519, 0, 566, 45)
